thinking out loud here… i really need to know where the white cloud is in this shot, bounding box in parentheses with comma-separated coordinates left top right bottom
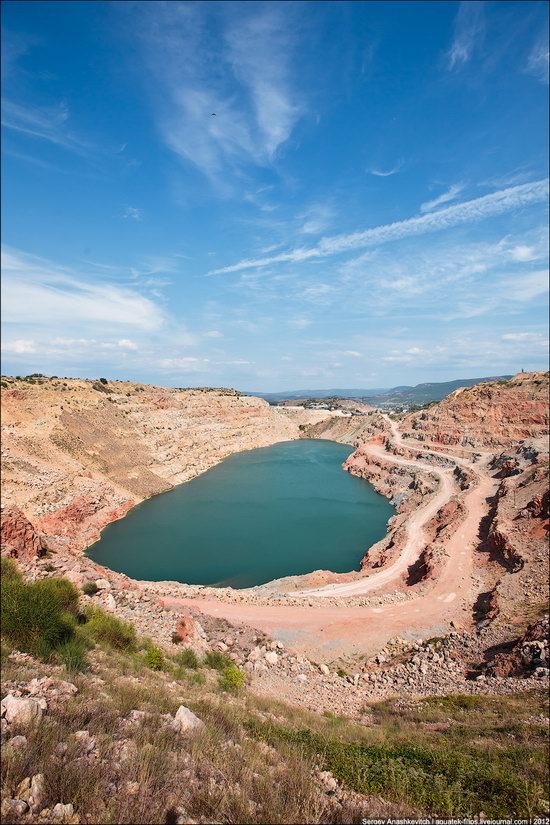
(122, 206, 143, 222)
(210, 178, 549, 274)
(526, 35, 549, 84)
(1, 339, 36, 354)
(510, 244, 537, 262)
(132, 3, 303, 186)
(159, 357, 209, 372)
(420, 183, 464, 213)
(368, 160, 403, 177)
(1, 99, 91, 156)
(297, 204, 334, 235)
(118, 339, 138, 350)
(288, 317, 311, 329)
(1, 247, 165, 331)
(343, 350, 362, 357)
(447, 1, 485, 70)
(502, 332, 544, 342)
(505, 270, 549, 302)
(204, 330, 223, 338)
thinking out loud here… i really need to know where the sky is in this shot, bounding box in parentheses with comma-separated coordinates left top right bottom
(1, 0, 548, 392)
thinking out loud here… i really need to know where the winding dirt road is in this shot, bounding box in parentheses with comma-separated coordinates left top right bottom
(165, 418, 498, 659)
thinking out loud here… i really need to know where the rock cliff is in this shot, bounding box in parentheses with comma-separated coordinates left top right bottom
(1, 377, 300, 555)
(402, 372, 549, 449)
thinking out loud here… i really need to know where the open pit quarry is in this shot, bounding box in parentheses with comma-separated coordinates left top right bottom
(1, 371, 548, 718)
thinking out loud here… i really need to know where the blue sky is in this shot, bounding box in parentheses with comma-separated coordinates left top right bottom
(1, 0, 548, 391)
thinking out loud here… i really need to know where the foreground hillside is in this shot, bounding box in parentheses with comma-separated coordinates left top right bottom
(1, 560, 548, 824)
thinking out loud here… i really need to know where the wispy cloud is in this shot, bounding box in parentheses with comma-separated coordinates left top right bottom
(1, 247, 165, 331)
(131, 3, 303, 187)
(502, 332, 545, 342)
(122, 206, 143, 222)
(1, 99, 92, 156)
(368, 160, 403, 177)
(526, 34, 549, 83)
(297, 204, 334, 236)
(210, 178, 549, 274)
(420, 183, 464, 213)
(447, 1, 485, 70)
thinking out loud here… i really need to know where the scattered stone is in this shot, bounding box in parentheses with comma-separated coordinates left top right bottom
(30, 774, 46, 809)
(318, 770, 338, 794)
(171, 705, 204, 735)
(9, 735, 28, 750)
(1, 693, 46, 725)
(264, 651, 278, 666)
(52, 802, 75, 821)
(1, 799, 29, 818)
(74, 730, 96, 754)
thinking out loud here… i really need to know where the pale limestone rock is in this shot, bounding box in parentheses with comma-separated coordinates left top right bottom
(171, 705, 204, 735)
(1, 694, 46, 725)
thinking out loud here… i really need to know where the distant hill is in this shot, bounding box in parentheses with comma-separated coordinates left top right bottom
(248, 376, 513, 406)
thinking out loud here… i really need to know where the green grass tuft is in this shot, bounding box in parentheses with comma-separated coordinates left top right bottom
(204, 650, 232, 670)
(81, 605, 136, 651)
(82, 581, 99, 597)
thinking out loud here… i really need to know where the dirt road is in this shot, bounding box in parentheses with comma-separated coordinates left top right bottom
(164, 418, 498, 659)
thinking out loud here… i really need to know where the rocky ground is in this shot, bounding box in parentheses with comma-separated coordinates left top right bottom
(1, 371, 549, 718)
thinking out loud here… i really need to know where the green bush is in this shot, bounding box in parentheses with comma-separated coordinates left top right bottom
(40, 577, 80, 615)
(204, 650, 232, 671)
(0, 556, 22, 581)
(81, 606, 136, 651)
(82, 581, 99, 597)
(172, 647, 200, 670)
(144, 646, 165, 671)
(0, 571, 78, 659)
(219, 664, 245, 693)
(57, 637, 88, 673)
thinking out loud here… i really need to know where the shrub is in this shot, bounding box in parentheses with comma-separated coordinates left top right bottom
(0, 573, 78, 659)
(173, 647, 200, 670)
(219, 664, 245, 693)
(82, 581, 99, 597)
(1, 556, 22, 581)
(81, 606, 136, 651)
(144, 646, 165, 671)
(39, 578, 80, 615)
(57, 636, 88, 673)
(204, 650, 232, 671)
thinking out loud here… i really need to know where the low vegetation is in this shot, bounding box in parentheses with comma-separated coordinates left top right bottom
(1, 561, 548, 822)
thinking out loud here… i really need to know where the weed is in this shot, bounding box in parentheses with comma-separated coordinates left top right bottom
(204, 650, 232, 670)
(82, 581, 99, 597)
(81, 606, 136, 651)
(143, 646, 165, 671)
(218, 665, 245, 693)
(171, 647, 200, 670)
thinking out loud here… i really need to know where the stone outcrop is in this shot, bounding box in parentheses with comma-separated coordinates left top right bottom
(0, 506, 44, 560)
(402, 372, 549, 449)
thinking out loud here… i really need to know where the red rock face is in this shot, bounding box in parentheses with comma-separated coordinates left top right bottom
(174, 615, 198, 643)
(0, 507, 44, 560)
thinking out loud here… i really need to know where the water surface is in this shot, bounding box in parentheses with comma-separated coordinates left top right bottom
(88, 439, 393, 588)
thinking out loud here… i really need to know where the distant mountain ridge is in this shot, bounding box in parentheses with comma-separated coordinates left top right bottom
(248, 375, 513, 405)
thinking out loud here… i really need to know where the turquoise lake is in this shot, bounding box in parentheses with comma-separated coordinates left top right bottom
(87, 439, 394, 588)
